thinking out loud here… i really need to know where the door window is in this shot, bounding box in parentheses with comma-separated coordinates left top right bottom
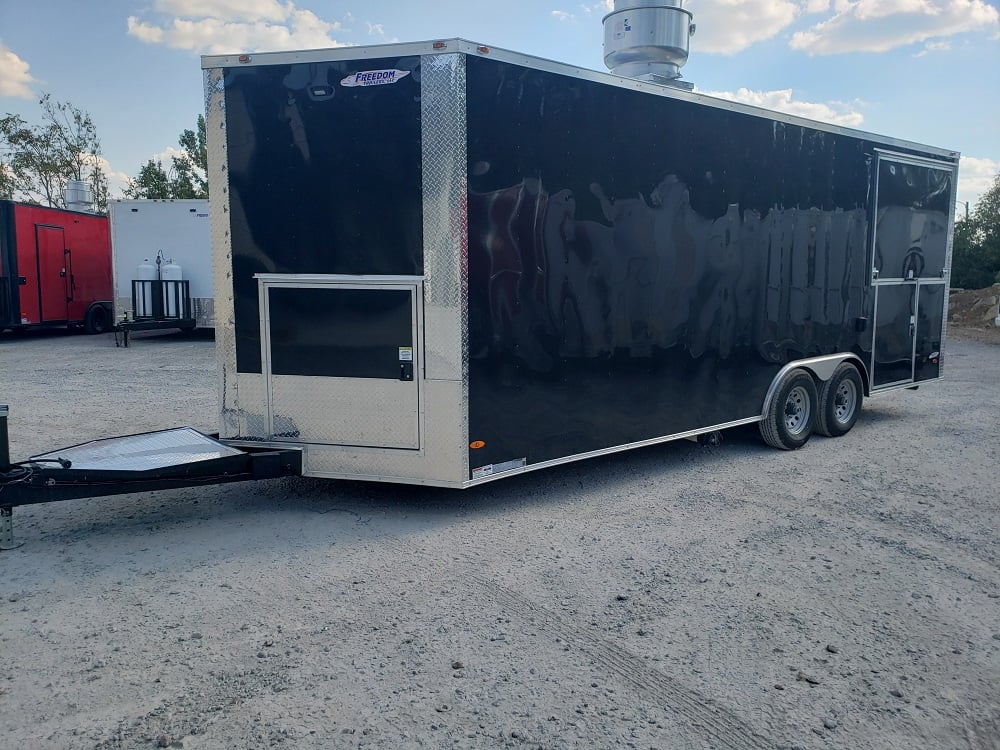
(268, 286, 413, 379)
(873, 159, 952, 281)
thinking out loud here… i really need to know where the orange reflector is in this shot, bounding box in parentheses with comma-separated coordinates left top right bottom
(238, 54, 251, 63)
(433, 41, 447, 49)
(470, 441, 486, 450)
(477, 46, 490, 54)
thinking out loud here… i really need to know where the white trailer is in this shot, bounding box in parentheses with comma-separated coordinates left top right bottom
(109, 199, 214, 333)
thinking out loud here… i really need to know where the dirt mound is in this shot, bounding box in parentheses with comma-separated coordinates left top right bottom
(949, 283, 1000, 328)
(948, 283, 1000, 344)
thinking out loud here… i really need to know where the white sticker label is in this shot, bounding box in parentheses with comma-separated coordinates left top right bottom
(341, 69, 411, 88)
(399, 347, 413, 362)
(472, 465, 494, 480)
(472, 458, 525, 481)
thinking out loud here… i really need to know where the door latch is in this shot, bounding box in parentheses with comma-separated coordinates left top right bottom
(399, 362, 413, 381)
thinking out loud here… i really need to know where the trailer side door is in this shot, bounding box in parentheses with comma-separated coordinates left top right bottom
(870, 153, 954, 389)
(258, 275, 422, 450)
(36, 225, 69, 323)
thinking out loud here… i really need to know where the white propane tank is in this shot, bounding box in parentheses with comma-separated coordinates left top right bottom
(161, 259, 183, 317)
(136, 259, 157, 318)
(137, 258, 157, 279)
(161, 259, 183, 280)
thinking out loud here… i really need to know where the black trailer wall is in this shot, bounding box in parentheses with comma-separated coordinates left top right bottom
(222, 56, 424, 373)
(465, 56, 883, 470)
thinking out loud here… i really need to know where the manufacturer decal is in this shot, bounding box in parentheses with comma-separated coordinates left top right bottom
(398, 347, 413, 362)
(341, 69, 411, 88)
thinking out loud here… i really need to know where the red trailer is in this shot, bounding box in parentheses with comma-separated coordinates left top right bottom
(0, 201, 113, 333)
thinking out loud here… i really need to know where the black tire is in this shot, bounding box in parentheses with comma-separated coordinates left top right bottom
(83, 304, 108, 334)
(760, 368, 817, 450)
(816, 362, 863, 437)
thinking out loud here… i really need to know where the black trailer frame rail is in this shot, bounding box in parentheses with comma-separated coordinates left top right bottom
(0, 406, 302, 549)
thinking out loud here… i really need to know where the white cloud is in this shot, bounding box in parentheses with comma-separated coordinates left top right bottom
(913, 39, 951, 56)
(364, 23, 397, 43)
(0, 41, 36, 99)
(151, 146, 187, 165)
(803, 0, 831, 12)
(688, 0, 800, 54)
(958, 156, 999, 208)
(697, 86, 866, 127)
(128, 2, 346, 55)
(552, 3, 612, 23)
(790, 0, 999, 55)
(154, 0, 290, 23)
(127, 18, 165, 45)
(81, 153, 131, 199)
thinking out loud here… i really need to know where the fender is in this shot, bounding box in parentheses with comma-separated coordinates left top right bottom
(761, 354, 870, 420)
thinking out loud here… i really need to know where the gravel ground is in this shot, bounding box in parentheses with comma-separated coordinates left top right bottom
(0, 327, 998, 750)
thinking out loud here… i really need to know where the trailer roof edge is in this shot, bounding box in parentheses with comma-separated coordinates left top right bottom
(200, 38, 960, 161)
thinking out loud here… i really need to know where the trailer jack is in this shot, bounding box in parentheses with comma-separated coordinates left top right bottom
(0, 507, 22, 550)
(0, 405, 302, 549)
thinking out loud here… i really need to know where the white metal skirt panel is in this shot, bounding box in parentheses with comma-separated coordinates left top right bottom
(269, 375, 420, 449)
(293, 379, 466, 485)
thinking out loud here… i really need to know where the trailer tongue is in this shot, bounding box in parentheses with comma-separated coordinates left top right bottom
(0, 407, 301, 549)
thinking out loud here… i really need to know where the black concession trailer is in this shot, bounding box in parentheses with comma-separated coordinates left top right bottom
(0, 39, 958, 537)
(200, 39, 956, 486)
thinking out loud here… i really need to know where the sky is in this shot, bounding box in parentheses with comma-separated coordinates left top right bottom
(1, 0, 998, 208)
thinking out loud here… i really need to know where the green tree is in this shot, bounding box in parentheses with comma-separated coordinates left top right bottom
(123, 159, 171, 199)
(0, 95, 107, 212)
(0, 111, 66, 206)
(126, 115, 208, 200)
(951, 173, 1000, 289)
(40, 94, 108, 212)
(0, 152, 12, 199)
(170, 114, 208, 199)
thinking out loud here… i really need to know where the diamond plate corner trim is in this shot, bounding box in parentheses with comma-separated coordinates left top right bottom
(204, 67, 241, 438)
(421, 52, 469, 482)
(420, 54, 469, 480)
(421, 53, 467, 383)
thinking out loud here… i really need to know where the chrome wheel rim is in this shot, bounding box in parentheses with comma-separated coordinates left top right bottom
(784, 385, 811, 436)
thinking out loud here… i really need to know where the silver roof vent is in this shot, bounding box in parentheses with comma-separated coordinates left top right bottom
(603, 0, 696, 89)
(63, 179, 95, 213)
